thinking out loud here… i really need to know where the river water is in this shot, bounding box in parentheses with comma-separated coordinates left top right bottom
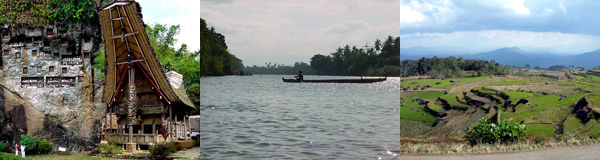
(200, 75, 400, 159)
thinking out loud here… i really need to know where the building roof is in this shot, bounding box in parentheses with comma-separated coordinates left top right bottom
(98, 0, 194, 111)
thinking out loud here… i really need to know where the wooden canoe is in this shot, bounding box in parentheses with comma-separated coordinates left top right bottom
(282, 77, 386, 83)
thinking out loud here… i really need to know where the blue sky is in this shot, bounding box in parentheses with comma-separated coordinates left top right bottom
(201, 0, 400, 66)
(401, 0, 600, 54)
(137, 0, 200, 52)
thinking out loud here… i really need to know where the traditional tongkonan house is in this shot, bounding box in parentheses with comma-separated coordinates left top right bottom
(98, 0, 195, 151)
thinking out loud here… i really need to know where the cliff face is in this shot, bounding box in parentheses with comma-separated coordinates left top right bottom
(0, 21, 105, 151)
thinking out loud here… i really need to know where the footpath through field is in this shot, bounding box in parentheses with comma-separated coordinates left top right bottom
(401, 143, 600, 160)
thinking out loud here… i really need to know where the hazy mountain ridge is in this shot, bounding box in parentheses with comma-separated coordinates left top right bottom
(401, 46, 600, 69)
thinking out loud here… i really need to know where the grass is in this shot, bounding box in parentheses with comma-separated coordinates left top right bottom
(501, 110, 541, 123)
(587, 75, 600, 83)
(0, 152, 132, 160)
(429, 103, 444, 112)
(568, 74, 585, 80)
(473, 87, 497, 94)
(488, 82, 521, 85)
(400, 136, 598, 154)
(526, 106, 571, 124)
(565, 116, 585, 134)
(588, 95, 600, 106)
(440, 93, 470, 109)
(503, 90, 534, 101)
(406, 91, 445, 100)
(525, 94, 561, 106)
(401, 76, 489, 88)
(560, 81, 600, 88)
(525, 123, 555, 137)
(400, 91, 442, 121)
(587, 122, 600, 134)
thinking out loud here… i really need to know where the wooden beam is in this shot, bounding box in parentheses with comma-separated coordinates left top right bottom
(135, 62, 170, 104)
(175, 111, 178, 140)
(110, 106, 113, 134)
(122, 6, 167, 104)
(108, 63, 129, 107)
(115, 58, 144, 65)
(152, 119, 156, 135)
(169, 105, 172, 141)
(109, 32, 137, 40)
(112, 16, 126, 21)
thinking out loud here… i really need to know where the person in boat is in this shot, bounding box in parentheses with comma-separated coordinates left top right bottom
(294, 70, 303, 81)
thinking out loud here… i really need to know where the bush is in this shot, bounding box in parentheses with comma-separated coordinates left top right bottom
(19, 135, 39, 153)
(149, 142, 177, 157)
(0, 141, 5, 151)
(464, 118, 527, 145)
(94, 143, 123, 154)
(37, 140, 52, 154)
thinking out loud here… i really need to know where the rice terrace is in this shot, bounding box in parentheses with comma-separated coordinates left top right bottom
(400, 63, 600, 154)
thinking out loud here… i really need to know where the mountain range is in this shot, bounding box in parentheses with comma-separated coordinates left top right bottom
(400, 46, 600, 69)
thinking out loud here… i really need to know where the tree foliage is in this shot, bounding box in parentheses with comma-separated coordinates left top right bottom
(400, 56, 510, 77)
(309, 36, 400, 76)
(19, 135, 39, 152)
(245, 62, 314, 75)
(93, 51, 106, 80)
(144, 24, 201, 113)
(200, 18, 244, 76)
(0, 0, 54, 26)
(49, 0, 96, 23)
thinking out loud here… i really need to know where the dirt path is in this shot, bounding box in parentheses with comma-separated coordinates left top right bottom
(170, 146, 200, 159)
(401, 143, 600, 160)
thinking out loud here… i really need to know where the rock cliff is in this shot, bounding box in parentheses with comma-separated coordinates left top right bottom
(0, 21, 105, 151)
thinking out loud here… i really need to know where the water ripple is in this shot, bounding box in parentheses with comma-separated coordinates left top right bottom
(201, 75, 400, 159)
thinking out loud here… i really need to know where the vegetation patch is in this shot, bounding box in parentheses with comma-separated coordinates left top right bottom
(149, 142, 178, 158)
(400, 92, 439, 121)
(561, 81, 599, 88)
(524, 124, 555, 137)
(401, 77, 488, 88)
(525, 94, 561, 106)
(429, 103, 445, 113)
(565, 116, 585, 134)
(464, 118, 527, 145)
(93, 143, 123, 155)
(501, 110, 541, 124)
(440, 93, 470, 109)
(568, 74, 585, 80)
(502, 90, 534, 101)
(587, 75, 600, 82)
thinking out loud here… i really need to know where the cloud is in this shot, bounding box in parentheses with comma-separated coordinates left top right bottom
(202, 0, 399, 66)
(401, 30, 600, 54)
(202, 0, 234, 4)
(401, 0, 600, 35)
(324, 21, 370, 34)
(138, 0, 200, 51)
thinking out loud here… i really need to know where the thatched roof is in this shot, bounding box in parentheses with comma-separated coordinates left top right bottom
(98, 0, 194, 111)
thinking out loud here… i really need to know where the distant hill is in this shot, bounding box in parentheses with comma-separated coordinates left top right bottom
(401, 46, 599, 69)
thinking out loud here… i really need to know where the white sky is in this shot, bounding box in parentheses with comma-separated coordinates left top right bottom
(401, 0, 600, 54)
(201, 0, 400, 66)
(137, 0, 200, 52)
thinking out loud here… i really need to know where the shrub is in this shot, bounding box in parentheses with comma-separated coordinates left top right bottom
(94, 143, 123, 154)
(37, 140, 52, 154)
(0, 141, 5, 151)
(149, 142, 177, 157)
(19, 135, 39, 153)
(464, 118, 527, 145)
